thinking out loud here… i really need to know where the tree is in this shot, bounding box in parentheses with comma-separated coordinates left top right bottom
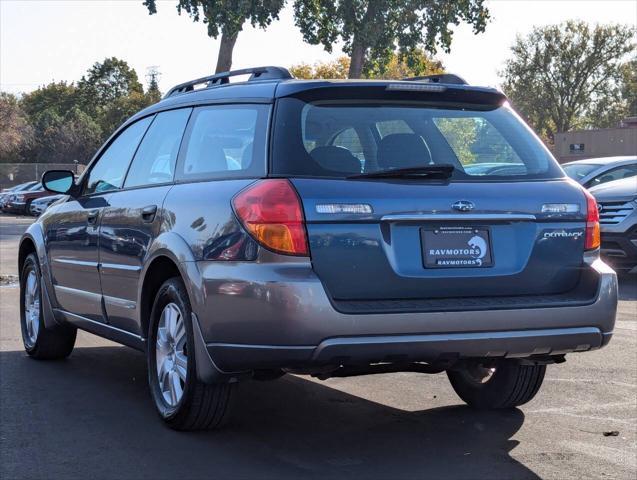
(365, 48, 443, 79)
(144, 0, 285, 73)
(77, 57, 155, 139)
(290, 50, 443, 79)
(100, 91, 154, 135)
(290, 56, 350, 79)
(0, 93, 33, 163)
(26, 107, 102, 164)
(20, 82, 78, 121)
(293, 0, 489, 79)
(621, 57, 637, 117)
(502, 21, 635, 142)
(77, 57, 144, 113)
(46, 108, 103, 164)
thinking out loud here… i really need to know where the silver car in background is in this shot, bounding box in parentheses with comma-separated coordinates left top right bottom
(562, 156, 637, 188)
(590, 176, 637, 273)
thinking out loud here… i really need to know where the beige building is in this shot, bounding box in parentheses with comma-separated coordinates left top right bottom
(553, 117, 637, 164)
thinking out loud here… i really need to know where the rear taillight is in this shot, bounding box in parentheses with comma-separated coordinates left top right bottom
(583, 188, 600, 250)
(232, 179, 309, 256)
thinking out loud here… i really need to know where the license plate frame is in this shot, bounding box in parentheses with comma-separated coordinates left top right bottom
(421, 226, 494, 268)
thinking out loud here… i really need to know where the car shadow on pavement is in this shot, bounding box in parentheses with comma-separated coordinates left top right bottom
(0, 346, 540, 480)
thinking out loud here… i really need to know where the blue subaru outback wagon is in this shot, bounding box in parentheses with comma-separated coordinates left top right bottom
(19, 67, 617, 430)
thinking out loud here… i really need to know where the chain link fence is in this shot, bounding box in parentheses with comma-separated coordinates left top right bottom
(0, 163, 86, 190)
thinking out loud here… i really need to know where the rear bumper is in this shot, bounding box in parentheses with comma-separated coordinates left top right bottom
(206, 327, 608, 371)
(189, 256, 617, 374)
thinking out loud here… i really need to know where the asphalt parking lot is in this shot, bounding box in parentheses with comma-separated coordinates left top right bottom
(1, 214, 635, 480)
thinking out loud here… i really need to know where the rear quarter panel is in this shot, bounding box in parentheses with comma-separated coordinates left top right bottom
(161, 180, 255, 261)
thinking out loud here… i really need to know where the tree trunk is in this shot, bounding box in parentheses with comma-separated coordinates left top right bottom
(215, 30, 239, 73)
(347, 0, 379, 79)
(349, 39, 366, 79)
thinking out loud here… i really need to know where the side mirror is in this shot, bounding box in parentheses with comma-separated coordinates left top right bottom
(42, 170, 75, 195)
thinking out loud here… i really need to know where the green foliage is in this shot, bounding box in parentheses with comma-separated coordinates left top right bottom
(145, 0, 284, 38)
(293, 0, 489, 78)
(0, 93, 33, 162)
(20, 82, 79, 120)
(144, 1, 285, 71)
(621, 57, 637, 116)
(1, 57, 159, 164)
(290, 50, 444, 80)
(502, 21, 635, 142)
(290, 56, 351, 79)
(31, 107, 102, 164)
(364, 48, 444, 79)
(435, 118, 477, 165)
(77, 57, 144, 114)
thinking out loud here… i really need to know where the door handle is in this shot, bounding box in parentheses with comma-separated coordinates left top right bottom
(87, 209, 100, 224)
(141, 205, 158, 222)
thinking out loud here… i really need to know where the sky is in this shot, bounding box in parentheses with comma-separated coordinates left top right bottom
(1, 0, 635, 95)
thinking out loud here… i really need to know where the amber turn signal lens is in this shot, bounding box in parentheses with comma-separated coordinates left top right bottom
(583, 188, 600, 250)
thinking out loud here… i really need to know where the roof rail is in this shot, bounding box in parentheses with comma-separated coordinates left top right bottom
(164, 66, 293, 98)
(402, 73, 468, 85)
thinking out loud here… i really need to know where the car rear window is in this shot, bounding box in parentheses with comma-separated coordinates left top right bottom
(271, 98, 563, 181)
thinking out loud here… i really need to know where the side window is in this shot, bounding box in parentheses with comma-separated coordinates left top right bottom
(176, 104, 268, 181)
(588, 165, 637, 187)
(434, 117, 523, 169)
(376, 120, 413, 138)
(124, 108, 192, 188)
(332, 128, 364, 164)
(83, 117, 153, 195)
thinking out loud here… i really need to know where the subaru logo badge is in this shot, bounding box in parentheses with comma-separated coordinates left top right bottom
(452, 200, 475, 212)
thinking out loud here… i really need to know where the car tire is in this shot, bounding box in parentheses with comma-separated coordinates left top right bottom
(447, 359, 546, 409)
(20, 253, 76, 359)
(24, 200, 33, 216)
(147, 277, 234, 431)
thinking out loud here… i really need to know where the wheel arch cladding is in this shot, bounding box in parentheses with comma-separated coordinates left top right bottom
(18, 236, 37, 278)
(139, 255, 183, 340)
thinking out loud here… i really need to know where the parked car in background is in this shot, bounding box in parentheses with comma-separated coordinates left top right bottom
(4, 183, 54, 215)
(0, 181, 38, 210)
(19, 67, 617, 431)
(29, 194, 64, 216)
(590, 176, 637, 274)
(562, 156, 637, 188)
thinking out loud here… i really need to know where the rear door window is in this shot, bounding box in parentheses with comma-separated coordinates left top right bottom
(175, 104, 269, 181)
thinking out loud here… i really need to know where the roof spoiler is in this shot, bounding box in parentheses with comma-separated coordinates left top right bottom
(164, 66, 294, 98)
(403, 73, 468, 85)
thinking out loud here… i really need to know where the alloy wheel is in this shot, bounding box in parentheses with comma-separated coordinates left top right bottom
(23, 269, 40, 348)
(155, 303, 188, 407)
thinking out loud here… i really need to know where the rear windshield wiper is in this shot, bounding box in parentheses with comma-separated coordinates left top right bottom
(347, 164, 455, 180)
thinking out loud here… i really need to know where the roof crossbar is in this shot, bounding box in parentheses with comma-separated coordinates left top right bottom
(164, 66, 293, 98)
(402, 73, 468, 85)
